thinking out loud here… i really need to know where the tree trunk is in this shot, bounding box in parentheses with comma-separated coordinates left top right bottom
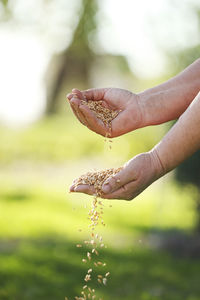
(45, 0, 97, 115)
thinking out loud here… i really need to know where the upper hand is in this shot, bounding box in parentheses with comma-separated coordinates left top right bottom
(70, 150, 164, 200)
(67, 87, 143, 138)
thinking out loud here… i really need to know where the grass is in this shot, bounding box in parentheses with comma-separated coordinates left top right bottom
(0, 113, 167, 164)
(0, 116, 199, 299)
(0, 178, 196, 239)
(0, 237, 200, 300)
(0, 179, 199, 300)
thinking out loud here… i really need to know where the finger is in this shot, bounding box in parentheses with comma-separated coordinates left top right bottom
(102, 164, 136, 194)
(71, 96, 107, 134)
(70, 102, 86, 125)
(102, 180, 139, 200)
(74, 184, 96, 195)
(82, 88, 109, 101)
(79, 104, 107, 136)
(70, 177, 85, 192)
(66, 93, 74, 100)
(72, 88, 86, 100)
(67, 91, 82, 100)
(70, 97, 88, 125)
(70, 184, 76, 192)
(70, 104, 86, 126)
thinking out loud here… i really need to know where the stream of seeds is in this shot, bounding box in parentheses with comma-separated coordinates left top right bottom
(74, 168, 122, 300)
(67, 99, 121, 300)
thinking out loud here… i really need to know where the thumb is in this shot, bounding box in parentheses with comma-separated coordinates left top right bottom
(102, 164, 136, 194)
(82, 88, 108, 101)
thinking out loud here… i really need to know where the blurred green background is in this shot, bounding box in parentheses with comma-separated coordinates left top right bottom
(0, 0, 200, 299)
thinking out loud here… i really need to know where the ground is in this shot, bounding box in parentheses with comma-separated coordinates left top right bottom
(0, 117, 199, 300)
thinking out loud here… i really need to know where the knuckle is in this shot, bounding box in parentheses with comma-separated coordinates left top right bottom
(113, 176, 121, 186)
(108, 178, 116, 189)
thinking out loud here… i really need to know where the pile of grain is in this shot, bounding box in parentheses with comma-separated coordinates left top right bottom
(80, 100, 119, 128)
(74, 167, 122, 197)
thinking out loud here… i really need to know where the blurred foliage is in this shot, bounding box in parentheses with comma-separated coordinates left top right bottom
(0, 237, 200, 300)
(0, 116, 103, 164)
(0, 115, 166, 165)
(46, 0, 98, 114)
(46, 0, 135, 115)
(170, 7, 200, 232)
(0, 0, 12, 21)
(0, 176, 199, 299)
(0, 112, 199, 298)
(175, 149, 200, 233)
(168, 45, 200, 78)
(0, 179, 196, 238)
(167, 4, 200, 73)
(0, 1, 200, 298)
(175, 151, 200, 187)
(0, 0, 8, 5)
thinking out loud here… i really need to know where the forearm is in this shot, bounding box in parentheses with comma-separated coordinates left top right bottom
(139, 58, 200, 126)
(151, 92, 200, 176)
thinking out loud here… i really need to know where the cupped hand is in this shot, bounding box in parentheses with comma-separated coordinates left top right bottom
(67, 87, 143, 138)
(70, 150, 164, 200)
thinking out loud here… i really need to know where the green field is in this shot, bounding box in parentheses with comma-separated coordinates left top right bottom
(0, 116, 199, 300)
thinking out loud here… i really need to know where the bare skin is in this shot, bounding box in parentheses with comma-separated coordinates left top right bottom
(68, 59, 200, 200)
(67, 87, 142, 137)
(67, 59, 200, 138)
(70, 92, 200, 200)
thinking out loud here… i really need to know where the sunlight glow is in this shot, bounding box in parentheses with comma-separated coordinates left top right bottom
(0, 28, 48, 126)
(98, 0, 200, 77)
(0, 0, 199, 125)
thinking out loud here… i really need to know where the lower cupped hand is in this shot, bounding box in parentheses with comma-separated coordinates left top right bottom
(70, 150, 164, 200)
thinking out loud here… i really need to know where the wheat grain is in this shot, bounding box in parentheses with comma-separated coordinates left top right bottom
(80, 100, 119, 128)
(74, 167, 122, 197)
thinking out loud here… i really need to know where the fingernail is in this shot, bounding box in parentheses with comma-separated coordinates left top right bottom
(102, 183, 111, 193)
(67, 93, 78, 101)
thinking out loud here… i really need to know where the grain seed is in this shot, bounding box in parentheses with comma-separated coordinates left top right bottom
(97, 278, 102, 284)
(103, 278, 107, 285)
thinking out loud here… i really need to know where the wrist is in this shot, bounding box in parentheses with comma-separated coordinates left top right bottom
(149, 148, 166, 179)
(137, 89, 157, 127)
(128, 93, 146, 129)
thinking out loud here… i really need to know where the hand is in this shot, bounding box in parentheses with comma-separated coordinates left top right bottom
(67, 87, 143, 138)
(70, 150, 164, 200)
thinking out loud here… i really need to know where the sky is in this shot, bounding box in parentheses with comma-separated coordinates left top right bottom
(0, 0, 199, 126)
